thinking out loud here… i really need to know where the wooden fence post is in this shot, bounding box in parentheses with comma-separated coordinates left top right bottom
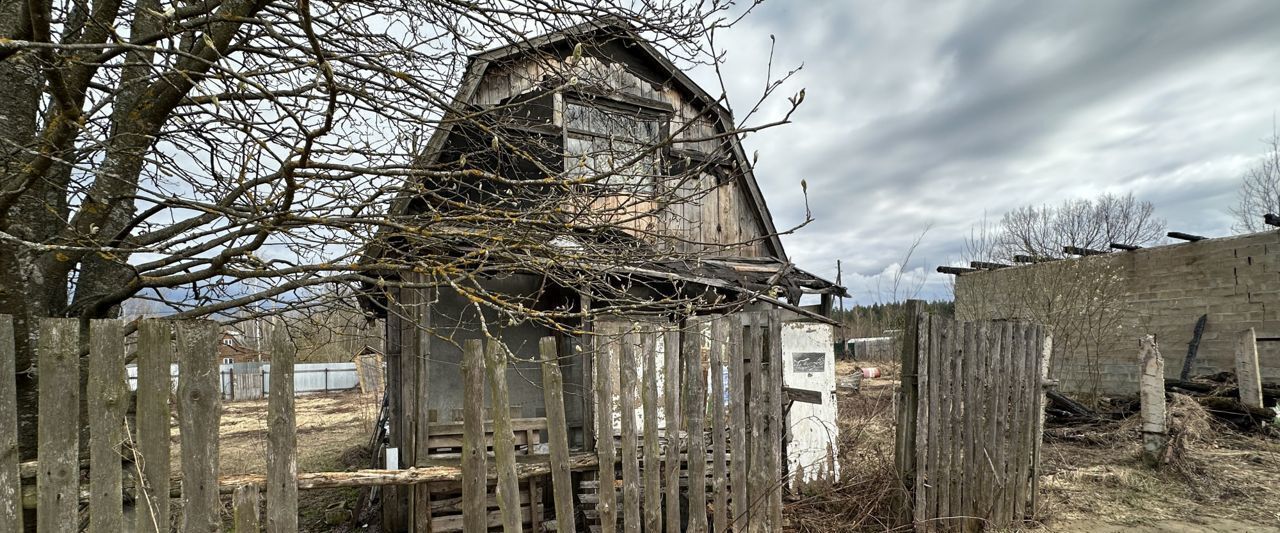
(460, 339, 487, 532)
(267, 323, 298, 532)
(233, 484, 262, 532)
(894, 299, 923, 517)
(595, 329, 618, 533)
(177, 321, 221, 532)
(0, 315, 21, 532)
(136, 320, 172, 533)
(37, 318, 79, 533)
(619, 331, 641, 533)
(684, 320, 709, 533)
(912, 314, 932, 529)
(88, 319, 126, 533)
(485, 340, 523, 533)
(1139, 335, 1167, 467)
(662, 329, 682, 533)
(1235, 328, 1263, 409)
(539, 337, 576, 533)
(638, 329, 662, 533)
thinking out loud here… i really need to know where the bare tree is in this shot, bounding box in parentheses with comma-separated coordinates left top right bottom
(0, 2, 805, 454)
(994, 192, 1165, 260)
(1231, 128, 1280, 233)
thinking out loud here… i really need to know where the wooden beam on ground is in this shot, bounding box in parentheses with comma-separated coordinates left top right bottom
(1109, 242, 1141, 251)
(1167, 231, 1205, 242)
(1234, 328, 1264, 409)
(1139, 335, 1168, 467)
(936, 266, 977, 275)
(1063, 245, 1108, 256)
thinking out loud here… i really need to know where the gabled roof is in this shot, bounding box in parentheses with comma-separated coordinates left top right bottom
(386, 18, 788, 261)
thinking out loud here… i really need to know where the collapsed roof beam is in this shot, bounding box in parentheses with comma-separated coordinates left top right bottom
(969, 261, 1010, 270)
(1265, 213, 1280, 227)
(1063, 246, 1108, 256)
(1012, 254, 1055, 264)
(937, 266, 977, 275)
(1167, 231, 1205, 242)
(1110, 242, 1142, 251)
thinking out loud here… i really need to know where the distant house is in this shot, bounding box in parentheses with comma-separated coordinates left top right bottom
(216, 329, 263, 364)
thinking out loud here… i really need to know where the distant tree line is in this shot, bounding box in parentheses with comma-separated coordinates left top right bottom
(833, 300, 954, 340)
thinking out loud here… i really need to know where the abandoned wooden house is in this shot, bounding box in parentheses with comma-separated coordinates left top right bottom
(361, 20, 848, 532)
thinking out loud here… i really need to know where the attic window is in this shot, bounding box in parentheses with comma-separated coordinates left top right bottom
(564, 100, 663, 193)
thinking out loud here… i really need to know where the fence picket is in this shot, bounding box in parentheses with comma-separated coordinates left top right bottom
(684, 321, 709, 533)
(539, 337, 577, 533)
(460, 339, 488, 532)
(485, 340, 524, 533)
(0, 316, 17, 533)
(595, 331, 617, 533)
(234, 484, 261, 532)
(267, 323, 298, 532)
(36, 318, 78, 533)
(744, 317, 766, 533)
(619, 331, 641, 533)
(933, 318, 952, 529)
(663, 329, 682, 533)
(962, 322, 980, 530)
(136, 320, 172, 533)
(912, 314, 931, 529)
(177, 321, 221, 532)
(726, 315, 748, 531)
(765, 311, 784, 530)
(88, 319, 126, 533)
(640, 329, 662, 533)
(710, 317, 728, 533)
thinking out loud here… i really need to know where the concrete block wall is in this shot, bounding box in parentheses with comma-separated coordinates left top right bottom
(955, 230, 1280, 396)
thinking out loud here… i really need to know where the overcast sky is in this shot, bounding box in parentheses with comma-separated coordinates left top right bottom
(689, 0, 1280, 305)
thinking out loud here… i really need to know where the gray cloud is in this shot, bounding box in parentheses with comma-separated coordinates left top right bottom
(694, 0, 1280, 304)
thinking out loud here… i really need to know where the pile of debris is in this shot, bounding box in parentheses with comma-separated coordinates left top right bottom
(1046, 372, 1277, 434)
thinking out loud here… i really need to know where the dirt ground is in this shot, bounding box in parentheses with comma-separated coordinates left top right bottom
(794, 361, 1280, 532)
(210, 391, 379, 531)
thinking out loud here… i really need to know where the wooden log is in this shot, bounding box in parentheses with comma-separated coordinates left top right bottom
(684, 321, 709, 533)
(1109, 242, 1141, 251)
(1167, 231, 1205, 242)
(1139, 335, 1168, 467)
(663, 329, 682, 533)
(619, 332, 641, 533)
(461, 339, 488, 532)
(88, 319, 126, 533)
(1265, 213, 1280, 227)
(1179, 314, 1208, 382)
(726, 316, 748, 531)
(595, 329, 617, 533)
(936, 266, 978, 275)
(266, 323, 298, 533)
(0, 315, 18, 533)
(233, 484, 261, 533)
(540, 337, 577, 533)
(1234, 328, 1264, 409)
(136, 320, 172, 533)
(710, 318, 728, 533)
(177, 321, 221, 532)
(486, 340, 524, 533)
(37, 318, 79, 533)
(639, 330, 662, 533)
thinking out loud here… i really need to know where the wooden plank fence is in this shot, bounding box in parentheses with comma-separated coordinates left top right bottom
(0, 310, 788, 532)
(897, 313, 1052, 532)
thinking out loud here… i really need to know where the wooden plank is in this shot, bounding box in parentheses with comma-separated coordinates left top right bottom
(744, 317, 766, 533)
(1139, 335, 1167, 467)
(233, 484, 261, 532)
(177, 320, 221, 532)
(136, 320, 172, 533)
(895, 300, 923, 516)
(912, 314, 931, 529)
(414, 287, 434, 532)
(1235, 328, 1264, 409)
(0, 315, 18, 533)
(727, 315, 748, 531)
(486, 340, 524, 533)
(383, 289, 405, 531)
(947, 321, 967, 528)
(619, 331, 641, 533)
(684, 320, 709, 533)
(961, 321, 980, 531)
(933, 318, 952, 529)
(639, 329, 662, 533)
(765, 311, 783, 531)
(398, 284, 420, 528)
(88, 319, 126, 533)
(978, 322, 1003, 523)
(663, 328, 683, 533)
(710, 318, 728, 533)
(461, 339, 488, 532)
(991, 322, 1014, 527)
(540, 337, 577, 533)
(925, 314, 943, 529)
(36, 318, 79, 533)
(1006, 324, 1031, 522)
(267, 322, 298, 532)
(1030, 330, 1052, 516)
(582, 292, 596, 454)
(595, 330, 617, 533)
